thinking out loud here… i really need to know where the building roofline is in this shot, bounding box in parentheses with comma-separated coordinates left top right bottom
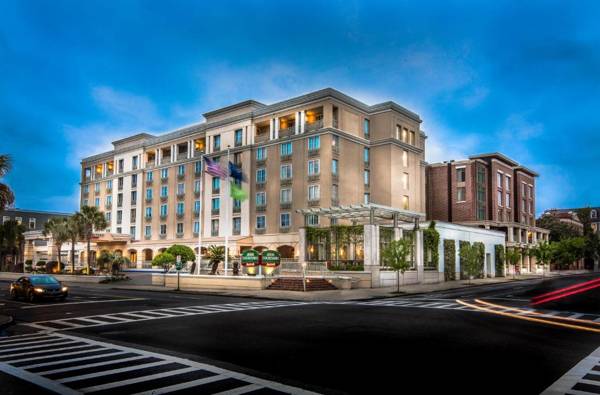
(1, 208, 73, 216)
(468, 152, 520, 167)
(514, 165, 539, 177)
(111, 133, 155, 146)
(202, 100, 266, 119)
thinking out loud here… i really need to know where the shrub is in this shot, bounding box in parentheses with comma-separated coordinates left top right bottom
(152, 252, 175, 270)
(443, 239, 456, 281)
(165, 245, 195, 263)
(24, 260, 33, 273)
(473, 242, 485, 278)
(495, 245, 505, 277)
(459, 241, 469, 280)
(46, 260, 59, 274)
(35, 260, 47, 273)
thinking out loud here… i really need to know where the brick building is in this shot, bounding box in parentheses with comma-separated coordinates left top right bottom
(426, 153, 549, 273)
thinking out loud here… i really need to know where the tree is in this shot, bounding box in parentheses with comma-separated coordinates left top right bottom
(65, 216, 84, 274)
(75, 206, 108, 274)
(531, 242, 554, 278)
(537, 214, 581, 242)
(165, 244, 195, 264)
(0, 154, 15, 210)
(505, 248, 521, 279)
(43, 218, 70, 267)
(575, 207, 600, 269)
(152, 252, 175, 270)
(552, 237, 586, 271)
(206, 245, 225, 275)
(382, 238, 413, 293)
(0, 220, 25, 271)
(461, 243, 482, 284)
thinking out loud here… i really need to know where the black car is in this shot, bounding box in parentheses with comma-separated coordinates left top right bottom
(9, 275, 69, 302)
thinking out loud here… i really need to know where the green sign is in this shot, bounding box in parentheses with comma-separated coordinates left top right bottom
(241, 249, 260, 267)
(261, 250, 281, 267)
(175, 255, 183, 271)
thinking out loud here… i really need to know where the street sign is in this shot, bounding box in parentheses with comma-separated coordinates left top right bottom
(175, 255, 183, 271)
(241, 249, 260, 267)
(261, 250, 281, 267)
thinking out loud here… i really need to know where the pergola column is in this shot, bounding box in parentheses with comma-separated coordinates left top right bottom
(415, 229, 424, 282)
(298, 227, 307, 266)
(364, 223, 380, 288)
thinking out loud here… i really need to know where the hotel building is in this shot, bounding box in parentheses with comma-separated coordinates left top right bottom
(80, 88, 426, 267)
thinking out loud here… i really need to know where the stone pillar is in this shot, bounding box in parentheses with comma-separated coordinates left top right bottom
(507, 226, 514, 243)
(187, 141, 192, 159)
(364, 224, 380, 288)
(300, 111, 306, 133)
(393, 227, 403, 241)
(274, 117, 279, 139)
(415, 230, 424, 283)
(269, 119, 274, 140)
(298, 227, 306, 266)
(295, 112, 300, 134)
(455, 241, 461, 280)
(438, 236, 445, 280)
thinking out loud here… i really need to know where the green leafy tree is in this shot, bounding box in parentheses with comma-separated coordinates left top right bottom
(165, 244, 195, 264)
(75, 206, 108, 274)
(552, 237, 586, 270)
(43, 217, 70, 267)
(152, 252, 175, 270)
(0, 154, 15, 210)
(0, 219, 25, 271)
(505, 248, 521, 279)
(531, 242, 554, 277)
(537, 214, 582, 242)
(206, 245, 225, 275)
(575, 207, 600, 269)
(382, 238, 413, 293)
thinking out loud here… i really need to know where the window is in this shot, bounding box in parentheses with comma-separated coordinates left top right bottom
(256, 192, 266, 206)
(94, 183, 100, 193)
(161, 168, 168, 179)
(160, 224, 167, 236)
(146, 171, 153, 181)
(402, 172, 409, 190)
(194, 161, 202, 174)
(118, 177, 124, 189)
(177, 183, 185, 195)
(95, 197, 100, 207)
(211, 198, 220, 211)
(116, 227, 121, 234)
(402, 195, 409, 210)
(506, 193, 511, 208)
(593, 210, 598, 219)
(177, 202, 184, 216)
(528, 185, 532, 198)
(332, 135, 340, 151)
(145, 225, 152, 237)
(497, 172, 503, 188)
(402, 128, 408, 142)
(213, 135, 221, 151)
(233, 199, 241, 210)
(28, 218, 36, 229)
(132, 156, 138, 170)
(178, 165, 185, 176)
(83, 184, 89, 194)
(528, 201, 532, 214)
(256, 147, 266, 160)
(364, 170, 370, 186)
(82, 199, 88, 207)
(456, 167, 466, 182)
(332, 184, 339, 201)
(193, 221, 200, 234)
(105, 212, 111, 223)
(145, 207, 152, 218)
(364, 147, 370, 163)
(308, 185, 320, 201)
(106, 195, 112, 206)
(117, 193, 123, 207)
(280, 164, 292, 180)
(307, 214, 319, 226)
(363, 119, 370, 139)
(212, 177, 220, 192)
(498, 190, 503, 206)
(233, 217, 241, 234)
(131, 191, 137, 204)
(308, 159, 320, 176)
(522, 184, 526, 197)
(118, 159, 124, 173)
(194, 180, 201, 193)
(194, 200, 201, 213)
(256, 168, 266, 183)
(256, 216, 266, 229)
(211, 219, 219, 236)
(177, 223, 184, 234)
(234, 129, 243, 146)
(161, 186, 168, 197)
(107, 179, 113, 190)
(131, 174, 137, 188)
(364, 193, 370, 204)
(410, 131, 416, 145)
(505, 176, 511, 191)
(160, 204, 168, 217)
(116, 210, 122, 224)
(403, 150, 408, 167)
(280, 188, 292, 203)
(130, 226, 136, 238)
(308, 136, 320, 151)
(2, 216, 9, 224)
(146, 188, 152, 200)
(395, 125, 401, 140)
(332, 159, 338, 176)
(457, 187, 466, 202)
(280, 213, 291, 228)
(280, 142, 292, 156)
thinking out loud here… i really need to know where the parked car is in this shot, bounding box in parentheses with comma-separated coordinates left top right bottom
(9, 275, 69, 302)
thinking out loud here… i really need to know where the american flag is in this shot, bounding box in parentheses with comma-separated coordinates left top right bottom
(204, 157, 228, 178)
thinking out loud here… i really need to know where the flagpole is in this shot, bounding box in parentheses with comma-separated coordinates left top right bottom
(196, 153, 204, 275)
(224, 146, 231, 276)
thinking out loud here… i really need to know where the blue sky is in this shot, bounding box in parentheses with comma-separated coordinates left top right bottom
(1, 0, 599, 214)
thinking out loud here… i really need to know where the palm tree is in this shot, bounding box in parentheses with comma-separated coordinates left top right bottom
(75, 206, 108, 274)
(0, 220, 25, 271)
(206, 245, 225, 275)
(65, 216, 83, 274)
(0, 155, 15, 210)
(43, 218, 70, 267)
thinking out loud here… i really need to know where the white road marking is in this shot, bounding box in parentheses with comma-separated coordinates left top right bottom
(36, 355, 148, 375)
(78, 367, 199, 392)
(0, 338, 74, 353)
(542, 344, 600, 394)
(0, 361, 80, 395)
(3, 345, 101, 364)
(22, 350, 127, 370)
(21, 297, 146, 309)
(212, 383, 264, 395)
(58, 360, 173, 383)
(130, 375, 227, 395)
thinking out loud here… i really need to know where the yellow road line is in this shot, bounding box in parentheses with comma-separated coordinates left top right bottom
(455, 299, 600, 334)
(474, 299, 600, 327)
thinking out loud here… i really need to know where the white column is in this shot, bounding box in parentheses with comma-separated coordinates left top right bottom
(298, 227, 306, 265)
(455, 241, 461, 280)
(250, 125, 256, 144)
(507, 226, 514, 243)
(364, 224, 380, 288)
(155, 149, 159, 166)
(295, 112, 300, 134)
(269, 119, 274, 140)
(416, 230, 424, 283)
(274, 117, 279, 139)
(187, 141, 192, 159)
(300, 111, 306, 133)
(438, 236, 445, 280)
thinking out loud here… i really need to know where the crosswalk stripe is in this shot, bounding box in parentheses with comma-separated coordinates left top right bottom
(0, 339, 75, 353)
(22, 351, 128, 370)
(0, 337, 62, 349)
(0, 334, 55, 344)
(211, 383, 263, 395)
(36, 355, 148, 375)
(57, 360, 173, 383)
(129, 374, 227, 395)
(4, 345, 101, 364)
(78, 366, 198, 393)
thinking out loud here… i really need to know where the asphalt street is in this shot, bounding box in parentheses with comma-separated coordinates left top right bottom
(1, 273, 600, 394)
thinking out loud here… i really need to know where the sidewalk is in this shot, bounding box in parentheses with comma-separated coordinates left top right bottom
(111, 272, 592, 302)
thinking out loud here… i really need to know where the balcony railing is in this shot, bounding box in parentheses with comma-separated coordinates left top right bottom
(211, 209, 220, 216)
(177, 192, 185, 200)
(106, 188, 112, 194)
(160, 195, 168, 202)
(308, 199, 320, 207)
(160, 214, 167, 220)
(194, 149, 205, 158)
(280, 178, 292, 187)
(280, 202, 292, 210)
(255, 228, 266, 234)
(233, 206, 241, 214)
(177, 173, 185, 180)
(161, 157, 171, 165)
(145, 197, 152, 204)
(212, 188, 220, 195)
(105, 203, 112, 210)
(176, 212, 185, 219)
(308, 148, 320, 157)
(305, 119, 323, 132)
(308, 174, 320, 182)
(177, 152, 188, 161)
(280, 153, 292, 162)
(279, 125, 295, 137)
(145, 215, 152, 222)
(194, 190, 201, 197)
(256, 205, 266, 212)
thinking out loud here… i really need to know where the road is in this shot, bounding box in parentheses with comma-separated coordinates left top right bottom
(1, 273, 600, 394)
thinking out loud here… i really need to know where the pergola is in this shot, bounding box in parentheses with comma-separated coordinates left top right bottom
(297, 203, 425, 226)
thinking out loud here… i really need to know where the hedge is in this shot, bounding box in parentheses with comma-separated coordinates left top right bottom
(443, 239, 456, 281)
(495, 244, 505, 277)
(459, 241, 470, 280)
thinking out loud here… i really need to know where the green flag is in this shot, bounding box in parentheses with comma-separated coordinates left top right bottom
(230, 182, 248, 201)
